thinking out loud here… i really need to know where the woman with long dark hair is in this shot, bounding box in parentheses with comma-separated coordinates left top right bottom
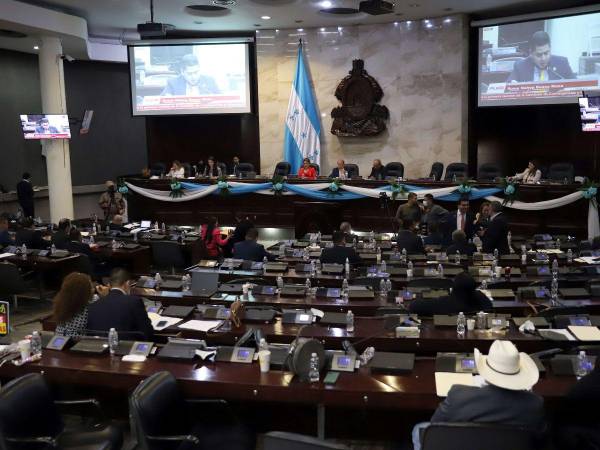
(511, 160, 541, 184)
(53, 272, 94, 337)
(201, 216, 229, 258)
(203, 156, 223, 178)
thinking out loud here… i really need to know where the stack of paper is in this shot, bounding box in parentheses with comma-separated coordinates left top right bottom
(568, 326, 600, 341)
(434, 372, 474, 397)
(178, 320, 223, 332)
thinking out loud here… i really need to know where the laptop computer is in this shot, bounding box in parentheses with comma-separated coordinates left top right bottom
(281, 310, 314, 324)
(157, 338, 207, 360)
(218, 283, 244, 294)
(280, 285, 306, 297)
(70, 337, 108, 354)
(315, 287, 341, 298)
(264, 262, 289, 272)
(196, 305, 229, 320)
(319, 312, 348, 326)
(252, 285, 278, 296)
(140, 220, 151, 229)
(295, 263, 313, 273)
(243, 308, 277, 322)
(160, 279, 183, 290)
(321, 264, 344, 274)
(369, 352, 415, 374)
(161, 305, 195, 319)
(190, 270, 219, 297)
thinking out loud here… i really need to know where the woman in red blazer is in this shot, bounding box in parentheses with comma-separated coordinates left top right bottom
(298, 158, 317, 180)
(201, 216, 229, 259)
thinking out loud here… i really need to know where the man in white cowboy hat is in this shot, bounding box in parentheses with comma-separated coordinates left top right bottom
(412, 340, 545, 450)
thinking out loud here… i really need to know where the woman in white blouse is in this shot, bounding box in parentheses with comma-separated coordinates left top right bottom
(511, 160, 541, 184)
(167, 160, 185, 178)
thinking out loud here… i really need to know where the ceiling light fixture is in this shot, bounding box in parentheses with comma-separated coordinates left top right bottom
(320, 27, 326, 32)
(33, 45, 39, 50)
(444, 18, 451, 23)
(298, 28, 304, 31)
(337, 26, 343, 31)
(261, 15, 271, 20)
(212, 0, 236, 5)
(321, 0, 332, 7)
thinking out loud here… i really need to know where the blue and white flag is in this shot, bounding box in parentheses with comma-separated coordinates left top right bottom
(283, 41, 321, 174)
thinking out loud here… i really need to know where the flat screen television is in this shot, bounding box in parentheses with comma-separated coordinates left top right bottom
(579, 95, 600, 131)
(20, 114, 71, 139)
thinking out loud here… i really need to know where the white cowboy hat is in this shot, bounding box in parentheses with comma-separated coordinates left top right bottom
(475, 340, 539, 391)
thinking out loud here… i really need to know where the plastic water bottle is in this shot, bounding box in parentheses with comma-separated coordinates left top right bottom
(576, 351, 592, 378)
(437, 263, 444, 278)
(407, 260, 414, 279)
(309, 353, 320, 383)
(92, 223, 97, 235)
(305, 278, 311, 289)
(491, 259, 498, 278)
(456, 312, 466, 337)
(385, 278, 392, 292)
(507, 231, 512, 247)
(401, 248, 407, 263)
(346, 310, 354, 333)
(376, 246, 382, 264)
(481, 279, 488, 290)
(111, 239, 118, 250)
(259, 338, 269, 353)
(556, 237, 561, 250)
(303, 246, 310, 261)
(455, 250, 461, 265)
(552, 258, 559, 277)
(345, 258, 350, 276)
(317, 231, 322, 243)
(342, 278, 349, 292)
(521, 244, 526, 254)
(21, 243, 27, 259)
(310, 259, 316, 275)
(379, 279, 387, 297)
(380, 259, 387, 273)
(262, 256, 268, 266)
(493, 248, 499, 260)
(154, 221, 159, 231)
(161, 222, 166, 233)
(154, 272, 162, 288)
(89, 235, 95, 245)
(105, 225, 110, 233)
(567, 248, 573, 264)
(31, 331, 42, 357)
(550, 276, 559, 306)
(521, 251, 527, 265)
(50, 243, 56, 255)
(276, 276, 284, 289)
(108, 328, 119, 355)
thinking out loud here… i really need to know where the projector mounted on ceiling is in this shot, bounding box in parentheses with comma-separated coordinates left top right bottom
(137, 0, 171, 39)
(358, 0, 394, 15)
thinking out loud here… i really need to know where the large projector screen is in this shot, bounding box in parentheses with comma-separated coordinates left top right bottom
(128, 39, 252, 116)
(478, 11, 600, 106)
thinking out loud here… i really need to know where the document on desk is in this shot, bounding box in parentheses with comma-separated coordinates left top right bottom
(0, 253, 15, 259)
(178, 320, 223, 332)
(148, 313, 182, 331)
(568, 326, 600, 341)
(538, 329, 576, 341)
(435, 372, 474, 397)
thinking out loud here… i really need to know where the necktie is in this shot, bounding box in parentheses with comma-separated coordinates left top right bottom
(540, 70, 546, 81)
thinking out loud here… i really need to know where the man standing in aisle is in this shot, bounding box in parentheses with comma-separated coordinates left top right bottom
(16, 172, 34, 218)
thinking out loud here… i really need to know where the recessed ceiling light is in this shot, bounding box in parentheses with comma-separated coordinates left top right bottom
(444, 18, 452, 23)
(393, 22, 398, 26)
(297, 28, 304, 31)
(321, 0, 332, 7)
(33, 45, 39, 50)
(261, 15, 271, 20)
(275, 29, 280, 32)
(424, 19, 430, 23)
(337, 26, 343, 31)
(212, 0, 236, 5)
(426, 23, 433, 28)
(406, 20, 412, 24)
(320, 27, 326, 32)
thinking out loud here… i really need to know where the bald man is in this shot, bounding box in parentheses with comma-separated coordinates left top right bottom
(329, 159, 348, 180)
(99, 180, 125, 221)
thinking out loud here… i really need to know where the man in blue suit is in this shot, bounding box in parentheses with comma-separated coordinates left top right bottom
(507, 31, 575, 83)
(161, 54, 220, 96)
(233, 228, 276, 262)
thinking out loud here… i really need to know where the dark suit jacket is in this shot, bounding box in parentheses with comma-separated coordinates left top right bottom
(223, 219, 254, 257)
(67, 240, 95, 259)
(447, 210, 477, 239)
(369, 166, 385, 180)
(446, 241, 477, 256)
(508, 55, 575, 83)
(51, 230, 70, 249)
(408, 292, 492, 316)
(320, 245, 362, 265)
(161, 75, 220, 96)
(432, 384, 545, 430)
(395, 230, 425, 254)
(87, 289, 154, 340)
(329, 167, 350, 179)
(16, 180, 34, 215)
(482, 213, 510, 255)
(15, 228, 47, 249)
(0, 230, 13, 247)
(233, 240, 275, 262)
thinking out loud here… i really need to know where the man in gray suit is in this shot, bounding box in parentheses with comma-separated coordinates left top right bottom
(412, 340, 544, 450)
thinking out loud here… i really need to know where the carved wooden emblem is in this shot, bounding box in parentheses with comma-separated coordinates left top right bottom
(331, 59, 389, 137)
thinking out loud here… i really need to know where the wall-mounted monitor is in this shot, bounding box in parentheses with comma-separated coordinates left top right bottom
(579, 95, 600, 131)
(128, 38, 253, 116)
(478, 11, 600, 106)
(20, 114, 71, 139)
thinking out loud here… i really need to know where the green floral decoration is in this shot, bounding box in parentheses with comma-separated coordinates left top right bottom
(580, 179, 599, 207)
(117, 178, 129, 196)
(388, 180, 408, 200)
(271, 175, 286, 196)
(327, 178, 343, 196)
(169, 179, 184, 198)
(216, 175, 231, 196)
(497, 177, 519, 205)
(456, 179, 476, 196)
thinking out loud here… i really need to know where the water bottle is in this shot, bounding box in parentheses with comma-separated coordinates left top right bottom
(346, 310, 354, 333)
(369, 230, 375, 243)
(379, 279, 387, 297)
(262, 256, 268, 266)
(521, 244, 526, 254)
(31, 331, 42, 357)
(111, 239, 118, 250)
(92, 223, 97, 235)
(401, 248, 407, 263)
(108, 328, 119, 355)
(89, 235, 95, 245)
(576, 351, 592, 378)
(551, 276, 559, 306)
(276, 276, 284, 289)
(552, 258, 559, 277)
(21, 243, 27, 259)
(567, 248, 573, 264)
(493, 248, 499, 260)
(507, 231, 512, 247)
(161, 222, 166, 233)
(521, 251, 527, 265)
(385, 278, 392, 292)
(345, 257, 350, 276)
(310, 259, 316, 276)
(555, 237, 561, 250)
(437, 263, 444, 278)
(491, 259, 498, 278)
(407, 260, 414, 279)
(305, 278, 311, 289)
(452, 173, 457, 183)
(376, 246, 382, 264)
(105, 224, 110, 233)
(481, 279, 488, 290)
(456, 312, 466, 337)
(309, 353, 320, 383)
(154, 272, 162, 288)
(154, 221, 159, 231)
(50, 243, 56, 255)
(259, 338, 269, 353)
(455, 250, 461, 265)
(342, 278, 349, 292)
(360, 346, 375, 365)
(317, 231, 321, 243)
(380, 259, 387, 273)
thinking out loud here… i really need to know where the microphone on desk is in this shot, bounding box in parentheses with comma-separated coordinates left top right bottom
(341, 312, 410, 355)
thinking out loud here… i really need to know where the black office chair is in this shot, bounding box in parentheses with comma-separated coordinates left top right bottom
(421, 422, 541, 450)
(64, 254, 94, 277)
(429, 162, 444, 181)
(151, 241, 186, 274)
(150, 162, 166, 177)
(0, 262, 31, 310)
(274, 162, 292, 176)
(384, 162, 404, 179)
(547, 162, 575, 183)
(263, 432, 350, 450)
(236, 163, 255, 178)
(478, 163, 502, 181)
(407, 278, 453, 290)
(310, 163, 320, 175)
(444, 163, 468, 181)
(129, 371, 255, 450)
(0, 373, 122, 450)
(218, 162, 228, 176)
(181, 162, 192, 177)
(344, 164, 359, 178)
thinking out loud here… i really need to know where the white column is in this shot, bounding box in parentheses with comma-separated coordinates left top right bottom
(38, 36, 74, 222)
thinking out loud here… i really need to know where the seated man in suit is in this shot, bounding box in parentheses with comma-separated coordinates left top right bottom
(412, 340, 544, 450)
(87, 268, 154, 340)
(395, 219, 425, 254)
(482, 201, 510, 255)
(223, 213, 254, 258)
(0, 217, 13, 247)
(447, 196, 476, 240)
(109, 214, 126, 232)
(15, 217, 47, 249)
(67, 229, 94, 258)
(446, 230, 477, 256)
(329, 159, 349, 180)
(395, 192, 423, 225)
(51, 218, 71, 249)
(233, 228, 276, 262)
(161, 54, 220, 96)
(507, 31, 575, 83)
(320, 231, 362, 265)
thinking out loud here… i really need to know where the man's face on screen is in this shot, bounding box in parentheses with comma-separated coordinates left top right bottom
(182, 64, 202, 86)
(531, 44, 551, 70)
